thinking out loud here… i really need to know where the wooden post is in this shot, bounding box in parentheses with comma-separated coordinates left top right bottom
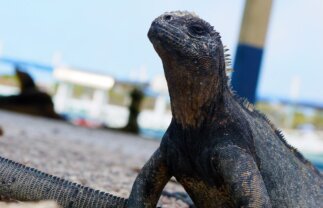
(231, 0, 273, 103)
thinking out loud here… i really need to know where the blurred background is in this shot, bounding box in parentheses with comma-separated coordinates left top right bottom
(0, 0, 322, 171)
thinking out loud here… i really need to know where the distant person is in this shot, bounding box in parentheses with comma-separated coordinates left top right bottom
(102, 87, 144, 134)
(0, 67, 62, 119)
(121, 87, 144, 133)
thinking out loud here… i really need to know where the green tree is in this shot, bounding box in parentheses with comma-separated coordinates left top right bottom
(311, 110, 323, 130)
(291, 110, 307, 129)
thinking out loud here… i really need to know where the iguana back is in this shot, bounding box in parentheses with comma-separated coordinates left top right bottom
(230, 96, 322, 207)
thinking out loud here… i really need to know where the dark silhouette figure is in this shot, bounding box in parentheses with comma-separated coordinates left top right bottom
(121, 88, 144, 133)
(102, 87, 144, 134)
(0, 67, 62, 119)
(16, 68, 37, 93)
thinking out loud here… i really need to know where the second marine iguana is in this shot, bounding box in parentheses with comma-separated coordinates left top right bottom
(0, 11, 322, 208)
(0, 68, 62, 119)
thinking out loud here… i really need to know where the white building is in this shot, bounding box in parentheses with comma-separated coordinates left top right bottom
(53, 67, 172, 131)
(53, 67, 115, 120)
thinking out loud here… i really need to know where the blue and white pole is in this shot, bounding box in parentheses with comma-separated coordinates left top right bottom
(231, 0, 273, 103)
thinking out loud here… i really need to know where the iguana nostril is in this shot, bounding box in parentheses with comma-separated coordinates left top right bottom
(164, 15, 172, 21)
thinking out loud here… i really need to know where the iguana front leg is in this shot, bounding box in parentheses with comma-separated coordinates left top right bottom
(128, 148, 171, 208)
(212, 145, 272, 207)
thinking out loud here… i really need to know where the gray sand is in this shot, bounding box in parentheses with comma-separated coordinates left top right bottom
(0, 110, 188, 207)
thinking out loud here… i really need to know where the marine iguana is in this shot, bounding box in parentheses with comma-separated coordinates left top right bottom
(0, 11, 322, 208)
(0, 68, 62, 119)
(127, 11, 322, 207)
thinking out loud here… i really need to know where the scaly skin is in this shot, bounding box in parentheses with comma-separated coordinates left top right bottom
(0, 156, 127, 207)
(128, 11, 322, 207)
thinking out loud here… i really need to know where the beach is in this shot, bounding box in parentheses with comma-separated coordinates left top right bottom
(0, 110, 188, 207)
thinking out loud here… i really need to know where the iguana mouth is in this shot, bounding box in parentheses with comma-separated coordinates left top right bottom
(148, 21, 186, 48)
(148, 21, 200, 60)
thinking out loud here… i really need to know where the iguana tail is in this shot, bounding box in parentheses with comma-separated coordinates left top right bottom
(0, 156, 127, 208)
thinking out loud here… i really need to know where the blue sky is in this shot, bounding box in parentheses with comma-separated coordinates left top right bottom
(0, 0, 322, 104)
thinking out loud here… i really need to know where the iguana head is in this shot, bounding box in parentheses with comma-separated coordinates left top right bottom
(15, 67, 37, 92)
(148, 11, 228, 128)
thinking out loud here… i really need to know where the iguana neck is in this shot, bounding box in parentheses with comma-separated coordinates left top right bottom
(164, 62, 229, 129)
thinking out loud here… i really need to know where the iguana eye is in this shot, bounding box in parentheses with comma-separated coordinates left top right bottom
(164, 15, 172, 21)
(189, 24, 207, 36)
